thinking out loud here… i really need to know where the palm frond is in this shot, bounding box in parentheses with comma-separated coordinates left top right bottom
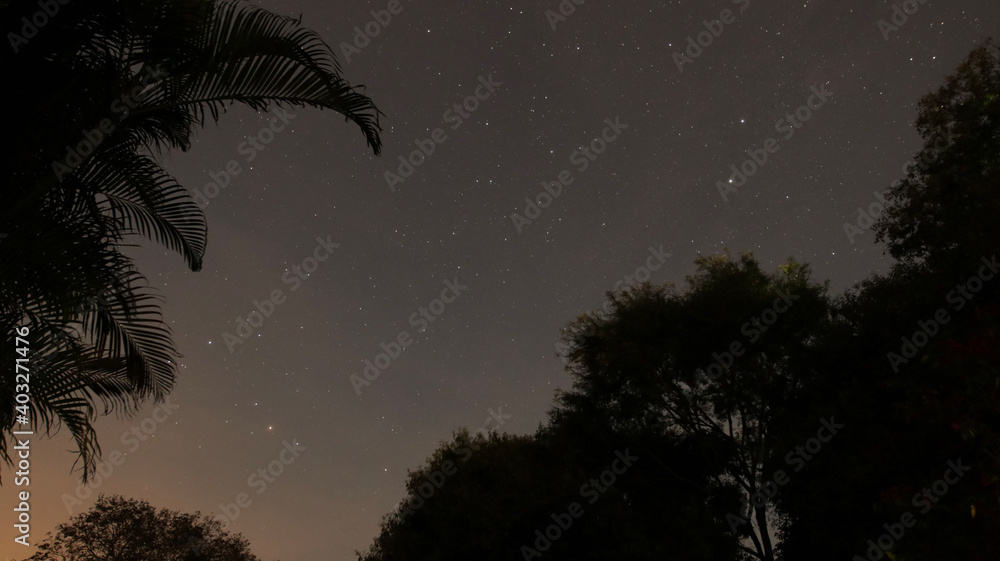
(132, 0, 383, 154)
(90, 148, 207, 271)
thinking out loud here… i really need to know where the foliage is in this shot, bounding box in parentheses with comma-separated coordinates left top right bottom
(27, 495, 261, 561)
(874, 39, 1000, 272)
(359, 428, 738, 561)
(553, 254, 829, 561)
(0, 0, 382, 480)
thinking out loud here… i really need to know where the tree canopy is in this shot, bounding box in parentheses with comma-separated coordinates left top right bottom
(0, 0, 382, 480)
(360, 38, 1000, 561)
(27, 495, 261, 561)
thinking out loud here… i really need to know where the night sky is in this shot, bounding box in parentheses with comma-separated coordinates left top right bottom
(6, 1, 1000, 560)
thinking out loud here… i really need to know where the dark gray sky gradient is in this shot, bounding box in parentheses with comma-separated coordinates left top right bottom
(5, 1, 1000, 560)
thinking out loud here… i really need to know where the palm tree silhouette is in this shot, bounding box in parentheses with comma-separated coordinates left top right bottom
(0, 0, 383, 481)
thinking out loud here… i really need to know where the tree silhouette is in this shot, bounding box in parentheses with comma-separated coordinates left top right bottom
(359, 428, 738, 561)
(0, 0, 382, 480)
(552, 255, 830, 561)
(27, 494, 260, 561)
(357, 37, 1000, 561)
(874, 39, 1000, 274)
(773, 39, 1000, 561)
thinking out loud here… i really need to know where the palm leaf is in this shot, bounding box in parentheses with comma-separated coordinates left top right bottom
(130, 0, 383, 154)
(90, 147, 207, 271)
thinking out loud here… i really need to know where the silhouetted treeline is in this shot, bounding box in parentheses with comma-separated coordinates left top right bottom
(359, 40, 1000, 561)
